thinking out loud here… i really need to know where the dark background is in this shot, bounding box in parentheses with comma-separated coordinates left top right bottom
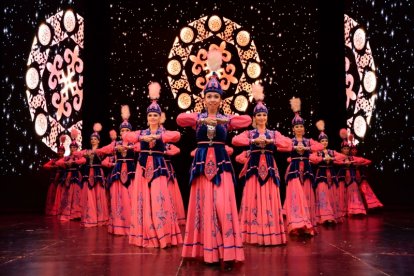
(1, 0, 413, 213)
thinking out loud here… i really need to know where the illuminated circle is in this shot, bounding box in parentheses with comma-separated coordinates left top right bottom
(363, 70, 377, 93)
(353, 115, 367, 138)
(177, 93, 192, 109)
(26, 10, 84, 153)
(26, 67, 39, 90)
(344, 14, 377, 143)
(236, 31, 251, 47)
(167, 15, 262, 115)
(234, 95, 248, 112)
(38, 23, 52, 46)
(167, 59, 182, 76)
(247, 62, 261, 79)
(63, 10, 76, 32)
(35, 113, 48, 136)
(208, 15, 222, 32)
(179, 27, 194, 44)
(353, 28, 366, 51)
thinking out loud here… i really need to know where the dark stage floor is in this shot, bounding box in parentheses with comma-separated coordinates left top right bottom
(1, 207, 413, 276)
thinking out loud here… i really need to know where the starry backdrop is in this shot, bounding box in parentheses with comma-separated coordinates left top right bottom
(0, 0, 413, 210)
(344, 0, 414, 203)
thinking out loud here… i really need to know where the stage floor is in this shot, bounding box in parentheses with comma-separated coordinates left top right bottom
(1, 207, 413, 275)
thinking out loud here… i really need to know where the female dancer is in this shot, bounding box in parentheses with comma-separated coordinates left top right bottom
(98, 106, 137, 235)
(284, 97, 323, 236)
(177, 50, 251, 266)
(336, 130, 367, 216)
(310, 120, 346, 224)
(78, 123, 109, 227)
(125, 82, 182, 248)
(56, 129, 85, 221)
(349, 140, 383, 210)
(43, 136, 66, 215)
(232, 83, 291, 246)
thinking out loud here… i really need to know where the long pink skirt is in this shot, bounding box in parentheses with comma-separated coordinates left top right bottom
(239, 176, 286, 246)
(129, 166, 182, 248)
(336, 181, 347, 218)
(108, 180, 132, 235)
(51, 184, 64, 216)
(346, 182, 367, 216)
(315, 182, 336, 224)
(330, 184, 342, 222)
(59, 180, 82, 221)
(45, 182, 58, 216)
(359, 180, 383, 209)
(81, 182, 109, 227)
(283, 178, 313, 234)
(302, 178, 317, 227)
(182, 172, 245, 263)
(168, 178, 186, 226)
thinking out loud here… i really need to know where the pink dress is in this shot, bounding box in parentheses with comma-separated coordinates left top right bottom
(232, 129, 291, 245)
(310, 150, 347, 224)
(165, 143, 186, 226)
(125, 128, 182, 248)
(99, 140, 138, 235)
(355, 158, 384, 209)
(283, 137, 323, 234)
(43, 158, 64, 216)
(56, 154, 86, 221)
(177, 112, 251, 263)
(336, 156, 367, 216)
(77, 149, 109, 227)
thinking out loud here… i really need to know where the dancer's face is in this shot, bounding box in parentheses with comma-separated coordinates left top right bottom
(350, 147, 358, 156)
(90, 136, 99, 147)
(293, 124, 305, 136)
(254, 112, 268, 127)
(57, 149, 65, 158)
(204, 92, 221, 112)
(70, 146, 77, 154)
(320, 139, 328, 149)
(341, 146, 350, 155)
(120, 128, 130, 136)
(147, 112, 160, 127)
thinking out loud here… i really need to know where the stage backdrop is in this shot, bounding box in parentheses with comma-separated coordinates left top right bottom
(0, 0, 413, 211)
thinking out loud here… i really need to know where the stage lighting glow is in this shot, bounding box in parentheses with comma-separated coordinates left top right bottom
(236, 30, 251, 47)
(234, 95, 249, 112)
(353, 115, 367, 138)
(25, 9, 84, 153)
(167, 59, 182, 76)
(167, 15, 262, 115)
(38, 23, 52, 46)
(208, 15, 222, 32)
(344, 14, 377, 145)
(363, 70, 377, 93)
(25, 67, 40, 90)
(177, 93, 192, 109)
(247, 62, 261, 79)
(179, 27, 195, 44)
(352, 27, 366, 51)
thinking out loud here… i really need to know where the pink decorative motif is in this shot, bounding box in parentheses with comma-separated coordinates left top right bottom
(47, 46, 83, 121)
(204, 147, 217, 181)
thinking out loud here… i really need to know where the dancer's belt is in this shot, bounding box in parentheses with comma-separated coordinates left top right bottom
(197, 141, 225, 146)
(117, 158, 134, 161)
(291, 157, 309, 160)
(140, 150, 164, 155)
(251, 149, 273, 154)
(67, 168, 78, 171)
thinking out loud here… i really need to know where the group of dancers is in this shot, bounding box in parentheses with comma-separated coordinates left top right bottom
(42, 50, 383, 268)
